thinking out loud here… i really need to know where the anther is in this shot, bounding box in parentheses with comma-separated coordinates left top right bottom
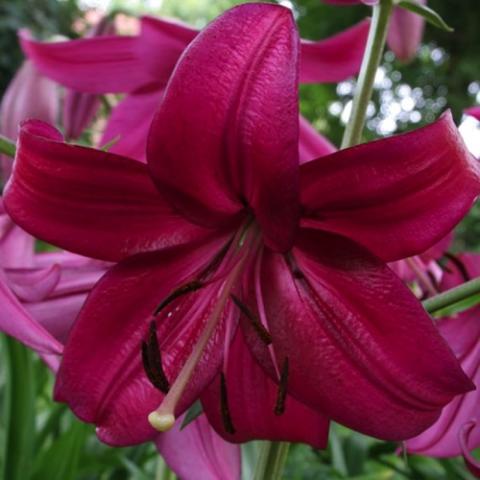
(141, 322, 170, 393)
(220, 373, 236, 434)
(154, 280, 204, 316)
(274, 357, 289, 416)
(230, 294, 272, 345)
(444, 252, 471, 283)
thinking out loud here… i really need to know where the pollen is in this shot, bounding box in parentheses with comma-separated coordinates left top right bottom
(148, 411, 175, 432)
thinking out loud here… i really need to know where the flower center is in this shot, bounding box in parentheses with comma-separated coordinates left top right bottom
(145, 221, 260, 432)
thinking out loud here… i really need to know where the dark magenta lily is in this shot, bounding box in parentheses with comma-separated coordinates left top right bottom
(4, 3, 479, 448)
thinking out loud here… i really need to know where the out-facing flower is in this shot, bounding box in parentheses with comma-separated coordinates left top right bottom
(406, 253, 480, 475)
(0, 60, 58, 184)
(323, 0, 427, 62)
(5, 3, 479, 449)
(20, 12, 370, 161)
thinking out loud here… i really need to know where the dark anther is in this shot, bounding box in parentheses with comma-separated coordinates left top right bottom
(230, 294, 272, 345)
(274, 357, 289, 416)
(154, 280, 203, 316)
(426, 270, 440, 292)
(141, 322, 170, 394)
(220, 372, 236, 434)
(444, 252, 471, 283)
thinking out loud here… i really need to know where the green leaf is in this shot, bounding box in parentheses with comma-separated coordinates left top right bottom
(1, 336, 35, 480)
(31, 419, 90, 480)
(397, 0, 454, 32)
(180, 400, 203, 430)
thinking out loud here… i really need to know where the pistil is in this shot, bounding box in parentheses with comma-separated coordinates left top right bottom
(147, 230, 257, 432)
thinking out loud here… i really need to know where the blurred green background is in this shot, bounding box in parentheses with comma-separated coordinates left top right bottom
(0, 0, 479, 479)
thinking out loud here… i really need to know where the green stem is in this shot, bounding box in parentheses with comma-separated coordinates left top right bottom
(422, 276, 480, 314)
(0, 135, 16, 157)
(341, 0, 394, 148)
(253, 442, 290, 480)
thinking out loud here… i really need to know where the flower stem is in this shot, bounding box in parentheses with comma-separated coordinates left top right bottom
(0, 135, 16, 157)
(253, 441, 290, 480)
(422, 276, 480, 315)
(341, 0, 394, 148)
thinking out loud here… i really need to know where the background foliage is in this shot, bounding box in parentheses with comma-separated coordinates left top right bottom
(0, 0, 479, 478)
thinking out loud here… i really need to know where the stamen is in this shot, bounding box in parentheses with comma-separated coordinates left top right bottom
(274, 357, 289, 416)
(141, 322, 170, 393)
(154, 280, 204, 316)
(230, 294, 272, 345)
(147, 248, 252, 433)
(220, 372, 236, 434)
(444, 252, 471, 283)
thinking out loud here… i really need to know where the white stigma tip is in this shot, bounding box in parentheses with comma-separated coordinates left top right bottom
(148, 411, 175, 432)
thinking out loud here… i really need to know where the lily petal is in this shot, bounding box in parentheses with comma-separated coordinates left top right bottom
(147, 4, 300, 251)
(299, 19, 370, 83)
(460, 421, 480, 478)
(202, 329, 329, 448)
(55, 236, 234, 446)
(4, 120, 210, 262)
(156, 414, 241, 480)
(0, 200, 34, 268)
(259, 228, 473, 440)
(466, 107, 480, 122)
(19, 29, 156, 94)
(0, 271, 62, 356)
(298, 116, 336, 164)
(300, 112, 480, 262)
(100, 86, 164, 162)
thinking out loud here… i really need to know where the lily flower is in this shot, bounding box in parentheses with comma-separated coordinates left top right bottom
(0, 60, 58, 184)
(62, 15, 116, 140)
(406, 253, 480, 474)
(323, 0, 427, 62)
(4, 3, 480, 449)
(19, 12, 370, 162)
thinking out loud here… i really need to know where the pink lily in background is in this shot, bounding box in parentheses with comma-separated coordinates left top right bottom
(62, 15, 116, 140)
(406, 253, 480, 476)
(20, 11, 371, 161)
(324, 0, 427, 62)
(0, 60, 58, 185)
(5, 3, 480, 450)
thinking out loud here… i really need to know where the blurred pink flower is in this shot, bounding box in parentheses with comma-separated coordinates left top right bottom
(323, 0, 427, 62)
(0, 60, 58, 183)
(406, 253, 480, 474)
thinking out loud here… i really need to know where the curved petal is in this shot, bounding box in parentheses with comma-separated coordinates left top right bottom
(0, 60, 58, 183)
(100, 87, 164, 162)
(298, 116, 336, 164)
(387, 2, 425, 62)
(6, 264, 61, 302)
(55, 235, 235, 446)
(0, 271, 62, 356)
(0, 200, 34, 268)
(202, 328, 329, 448)
(299, 19, 370, 83)
(259, 228, 473, 441)
(137, 16, 197, 84)
(63, 90, 100, 140)
(460, 421, 480, 477)
(300, 112, 480, 262)
(4, 120, 210, 262)
(147, 4, 300, 252)
(19, 30, 156, 94)
(156, 415, 241, 480)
